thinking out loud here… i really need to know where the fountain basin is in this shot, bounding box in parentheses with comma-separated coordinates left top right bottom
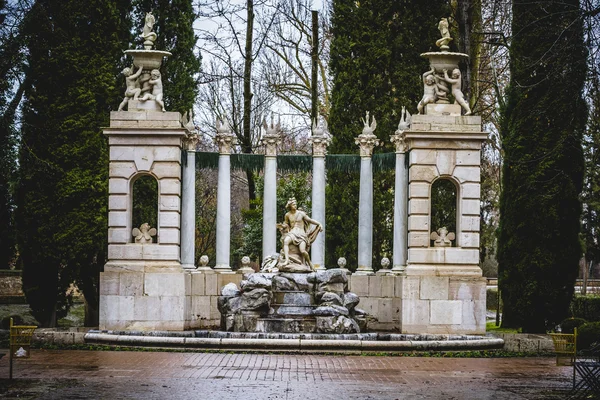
(421, 51, 468, 73)
(85, 330, 505, 352)
(124, 49, 172, 70)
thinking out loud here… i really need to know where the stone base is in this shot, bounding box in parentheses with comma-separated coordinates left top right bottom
(127, 99, 162, 112)
(398, 275, 486, 334)
(99, 261, 191, 331)
(425, 103, 462, 116)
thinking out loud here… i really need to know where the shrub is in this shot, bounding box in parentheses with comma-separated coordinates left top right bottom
(571, 296, 600, 322)
(577, 322, 600, 350)
(560, 317, 587, 334)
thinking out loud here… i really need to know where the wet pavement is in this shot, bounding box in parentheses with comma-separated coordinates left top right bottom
(0, 349, 573, 399)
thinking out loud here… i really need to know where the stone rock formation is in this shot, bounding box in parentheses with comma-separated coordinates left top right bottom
(218, 269, 366, 334)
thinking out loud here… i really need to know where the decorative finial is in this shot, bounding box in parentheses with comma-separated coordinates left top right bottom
(361, 111, 377, 136)
(141, 12, 157, 50)
(435, 18, 452, 51)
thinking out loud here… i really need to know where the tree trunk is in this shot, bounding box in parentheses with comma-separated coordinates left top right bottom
(311, 10, 319, 122)
(243, 0, 256, 203)
(455, 0, 482, 110)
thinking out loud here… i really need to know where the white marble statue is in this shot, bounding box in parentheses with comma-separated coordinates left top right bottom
(417, 68, 442, 114)
(118, 66, 143, 111)
(139, 69, 165, 112)
(430, 227, 455, 247)
(140, 12, 158, 50)
(277, 197, 322, 272)
(181, 109, 196, 133)
(397, 106, 412, 131)
(436, 18, 453, 50)
(361, 111, 377, 136)
(442, 68, 472, 115)
(132, 223, 157, 244)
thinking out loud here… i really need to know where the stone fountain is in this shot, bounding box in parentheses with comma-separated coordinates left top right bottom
(118, 12, 172, 113)
(419, 17, 471, 116)
(218, 199, 366, 334)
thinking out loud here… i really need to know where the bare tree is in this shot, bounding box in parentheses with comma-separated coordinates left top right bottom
(196, 0, 278, 203)
(261, 0, 331, 126)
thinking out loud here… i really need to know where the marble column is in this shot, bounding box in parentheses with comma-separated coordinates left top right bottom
(181, 132, 200, 270)
(214, 121, 236, 273)
(310, 120, 330, 270)
(390, 131, 408, 274)
(261, 120, 281, 261)
(354, 112, 379, 275)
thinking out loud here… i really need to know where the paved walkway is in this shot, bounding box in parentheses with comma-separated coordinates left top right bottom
(0, 350, 573, 399)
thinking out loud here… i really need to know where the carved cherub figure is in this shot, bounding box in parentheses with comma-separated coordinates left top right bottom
(139, 69, 165, 112)
(442, 68, 472, 115)
(361, 111, 377, 135)
(132, 223, 157, 244)
(417, 68, 442, 114)
(118, 66, 143, 111)
(430, 227, 455, 247)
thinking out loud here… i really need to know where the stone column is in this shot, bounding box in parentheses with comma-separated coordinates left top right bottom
(354, 113, 379, 275)
(390, 131, 408, 274)
(261, 121, 281, 261)
(310, 120, 330, 270)
(214, 121, 236, 273)
(181, 132, 200, 270)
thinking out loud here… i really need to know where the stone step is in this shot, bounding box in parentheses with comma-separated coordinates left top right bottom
(256, 317, 317, 333)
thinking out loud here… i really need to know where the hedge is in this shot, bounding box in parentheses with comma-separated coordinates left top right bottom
(571, 296, 600, 322)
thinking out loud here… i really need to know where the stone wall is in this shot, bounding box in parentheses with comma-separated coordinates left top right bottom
(186, 272, 485, 334)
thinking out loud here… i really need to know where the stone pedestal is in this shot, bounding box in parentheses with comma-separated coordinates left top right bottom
(400, 108, 488, 334)
(101, 110, 191, 330)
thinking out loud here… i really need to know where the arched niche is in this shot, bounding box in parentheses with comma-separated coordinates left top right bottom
(131, 174, 158, 243)
(430, 177, 458, 247)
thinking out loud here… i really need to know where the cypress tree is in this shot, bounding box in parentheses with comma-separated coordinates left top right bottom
(132, 0, 201, 114)
(581, 77, 600, 279)
(498, 0, 587, 332)
(17, 0, 131, 326)
(326, 0, 448, 268)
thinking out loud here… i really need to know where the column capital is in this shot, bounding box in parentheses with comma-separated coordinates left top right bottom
(215, 120, 236, 155)
(310, 135, 330, 157)
(390, 131, 408, 153)
(355, 133, 379, 157)
(183, 132, 200, 152)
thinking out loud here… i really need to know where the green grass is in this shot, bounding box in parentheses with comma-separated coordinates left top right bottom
(486, 321, 520, 333)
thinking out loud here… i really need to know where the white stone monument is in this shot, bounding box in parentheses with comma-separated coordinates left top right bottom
(100, 14, 192, 330)
(398, 20, 487, 334)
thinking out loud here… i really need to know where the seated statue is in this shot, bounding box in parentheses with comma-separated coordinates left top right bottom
(277, 197, 322, 273)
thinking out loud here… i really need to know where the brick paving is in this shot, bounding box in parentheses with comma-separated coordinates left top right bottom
(0, 350, 573, 399)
